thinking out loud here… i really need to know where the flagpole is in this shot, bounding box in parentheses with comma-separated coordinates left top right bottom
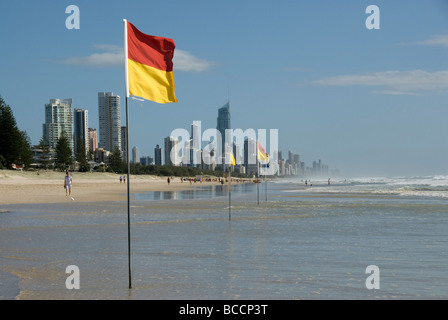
(123, 19, 132, 289)
(265, 174, 267, 202)
(228, 165, 231, 221)
(257, 151, 260, 205)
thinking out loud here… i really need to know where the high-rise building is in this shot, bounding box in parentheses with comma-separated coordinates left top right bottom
(182, 138, 192, 167)
(132, 146, 139, 164)
(98, 92, 121, 153)
(43, 98, 73, 153)
(244, 137, 257, 176)
(201, 140, 216, 171)
(154, 144, 162, 166)
(164, 136, 179, 166)
(216, 102, 231, 162)
(88, 128, 98, 153)
(120, 126, 127, 161)
(73, 108, 88, 155)
(140, 156, 153, 166)
(233, 141, 241, 165)
(190, 121, 201, 167)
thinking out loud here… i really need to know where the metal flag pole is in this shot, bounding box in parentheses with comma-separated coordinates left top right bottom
(228, 165, 231, 221)
(265, 159, 268, 202)
(257, 154, 260, 205)
(123, 19, 132, 289)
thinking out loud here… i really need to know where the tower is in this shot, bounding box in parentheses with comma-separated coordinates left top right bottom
(154, 144, 162, 166)
(73, 108, 89, 156)
(43, 98, 73, 153)
(164, 136, 179, 166)
(98, 92, 121, 153)
(216, 102, 230, 165)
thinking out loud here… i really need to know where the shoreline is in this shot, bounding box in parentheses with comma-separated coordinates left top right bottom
(0, 169, 249, 205)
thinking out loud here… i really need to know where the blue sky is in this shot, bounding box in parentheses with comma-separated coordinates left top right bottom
(1, 0, 447, 177)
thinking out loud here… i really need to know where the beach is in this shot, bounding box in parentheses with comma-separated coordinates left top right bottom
(1, 174, 448, 300)
(0, 170, 230, 205)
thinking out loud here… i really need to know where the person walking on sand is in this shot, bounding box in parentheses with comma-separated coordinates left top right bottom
(167, 177, 170, 185)
(64, 171, 73, 197)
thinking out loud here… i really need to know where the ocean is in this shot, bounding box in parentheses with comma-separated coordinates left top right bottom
(1, 176, 447, 300)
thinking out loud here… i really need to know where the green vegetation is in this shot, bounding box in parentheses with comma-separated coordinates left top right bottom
(127, 163, 248, 179)
(55, 130, 73, 171)
(75, 139, 89, 172)
(0, 96, 33, 169)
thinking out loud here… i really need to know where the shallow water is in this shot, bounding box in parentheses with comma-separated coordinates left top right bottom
(1, 178, 447, 299)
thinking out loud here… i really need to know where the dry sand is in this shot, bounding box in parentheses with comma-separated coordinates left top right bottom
(0, 169, 230, 205)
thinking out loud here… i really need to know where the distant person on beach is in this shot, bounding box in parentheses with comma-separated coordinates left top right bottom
(328, 178, 331, 185)
(64, 171, 73, 197)
(167, 177, 170, 185)
(120, 176, 123, 183)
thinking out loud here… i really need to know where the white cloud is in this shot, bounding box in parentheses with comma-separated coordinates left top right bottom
(60, 45, 124, 68)
(404, 34, 448, 47)
(59, 45, 216, 72)
(173, 49, 217, 72)
(313, 70, 448, 95)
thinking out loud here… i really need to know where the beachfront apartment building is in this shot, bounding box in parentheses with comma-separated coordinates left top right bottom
(154, 144, 162, 166)
(132, 146, 140, 164)
(164, 136, 179, 166)
(98, 92, 121, 153)
(244, 137, 257, 176)
(121, 126, 127, 161)
(42, 98, 73, 154)
(88, 128, 98, 153)
(73, 108, 89, 156)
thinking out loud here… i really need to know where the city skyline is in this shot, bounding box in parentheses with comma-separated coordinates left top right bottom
(1, 1, 447, 177)
(36, 93, 321, 176)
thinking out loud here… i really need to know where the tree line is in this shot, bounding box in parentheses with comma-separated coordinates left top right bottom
(0, 96, 85, 171)
(0, 96, 33, 169)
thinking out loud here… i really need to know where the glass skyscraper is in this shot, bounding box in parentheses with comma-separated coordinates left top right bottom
(73, 108, 88, 155)
(216, 102, 230, 162)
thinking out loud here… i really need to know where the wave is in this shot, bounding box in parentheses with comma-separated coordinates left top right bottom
(280, 175, 448, 199)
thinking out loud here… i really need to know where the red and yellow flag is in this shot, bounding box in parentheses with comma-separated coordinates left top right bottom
(125, 20, 177, 103)
(257, 142, 268, 162)
(230, 153, 236, 166)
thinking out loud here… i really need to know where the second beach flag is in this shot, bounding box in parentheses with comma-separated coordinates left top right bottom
(125, 20, 177, 103)
(257, 142, 269, 163)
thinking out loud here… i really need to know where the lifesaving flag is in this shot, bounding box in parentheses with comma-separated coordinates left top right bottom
(124, 20, 177, 103)
(230, 153, 236, 166)
(257, 142, 269, 162)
